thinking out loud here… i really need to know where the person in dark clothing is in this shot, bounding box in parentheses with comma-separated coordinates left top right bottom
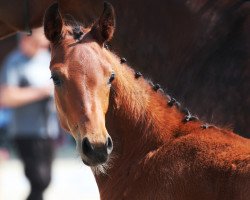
(0, 28, 59, 200)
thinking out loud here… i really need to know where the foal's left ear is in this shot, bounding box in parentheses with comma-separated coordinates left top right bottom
(44, 3, 63, 43)
(91, 2, 115, 46)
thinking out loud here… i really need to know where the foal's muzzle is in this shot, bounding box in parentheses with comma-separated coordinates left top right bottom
(81, 136, 113, 166)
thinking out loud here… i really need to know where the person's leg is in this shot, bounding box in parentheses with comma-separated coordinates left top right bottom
(0, 127, 9, 160)
(14, 138, 55, 200)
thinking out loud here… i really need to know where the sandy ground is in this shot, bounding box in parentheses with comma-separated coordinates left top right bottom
(0, 158, 100, 200)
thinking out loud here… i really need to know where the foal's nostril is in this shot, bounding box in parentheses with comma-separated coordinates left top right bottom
(82, 137, 94, 155)
(81, 136, 113, 165)
(106, 136, 113, 154)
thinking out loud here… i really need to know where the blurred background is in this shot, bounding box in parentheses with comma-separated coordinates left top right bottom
(0, 32, 99, 200)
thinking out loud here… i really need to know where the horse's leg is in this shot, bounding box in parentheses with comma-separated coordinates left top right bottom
(0, 21, 17, 40)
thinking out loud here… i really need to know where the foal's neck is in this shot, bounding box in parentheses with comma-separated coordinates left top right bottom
(106, 53, 186, 159)
(94, 51, 201, 197)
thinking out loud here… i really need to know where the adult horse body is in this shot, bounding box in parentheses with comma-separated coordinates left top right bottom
(0, 0, 53, 38)
(44, 3, 250, 200)
(0, 0, 99, 39)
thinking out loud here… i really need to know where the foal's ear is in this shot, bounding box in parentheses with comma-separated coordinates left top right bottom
(44, 3, 63, 43)
(91, 2, 115, 46)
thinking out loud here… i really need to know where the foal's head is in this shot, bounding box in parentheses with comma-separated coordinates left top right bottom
(44, 3, 116, 167)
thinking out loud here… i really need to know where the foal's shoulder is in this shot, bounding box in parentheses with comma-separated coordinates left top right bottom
(160, 127, 250, 172)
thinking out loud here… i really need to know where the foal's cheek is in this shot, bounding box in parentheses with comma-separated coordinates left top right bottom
(101, 89, 111, 113)
(54, 92, 71, 132)
(59, 118, 71, 132)
(55, 102, 69, 132)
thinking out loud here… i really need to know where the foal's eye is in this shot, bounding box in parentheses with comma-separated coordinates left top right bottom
(51, 73, 62, 86)
(108, 72, 115, 84)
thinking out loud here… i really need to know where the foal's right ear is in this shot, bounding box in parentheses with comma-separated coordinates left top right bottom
(90, 2, 115, 46)
(44, 3, 63, 43)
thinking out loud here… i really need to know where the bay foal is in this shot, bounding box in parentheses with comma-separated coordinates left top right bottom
(44, 3, 250, 200)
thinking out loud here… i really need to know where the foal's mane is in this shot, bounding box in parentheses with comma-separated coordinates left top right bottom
(96, 43, 236, 141)
(100, 46, 191, 138)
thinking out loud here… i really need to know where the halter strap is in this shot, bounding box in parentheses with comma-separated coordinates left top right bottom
(24, 0, 32, 36)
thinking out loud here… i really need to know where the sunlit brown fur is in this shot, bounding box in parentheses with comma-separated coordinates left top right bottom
(95, 42, 250, 200)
